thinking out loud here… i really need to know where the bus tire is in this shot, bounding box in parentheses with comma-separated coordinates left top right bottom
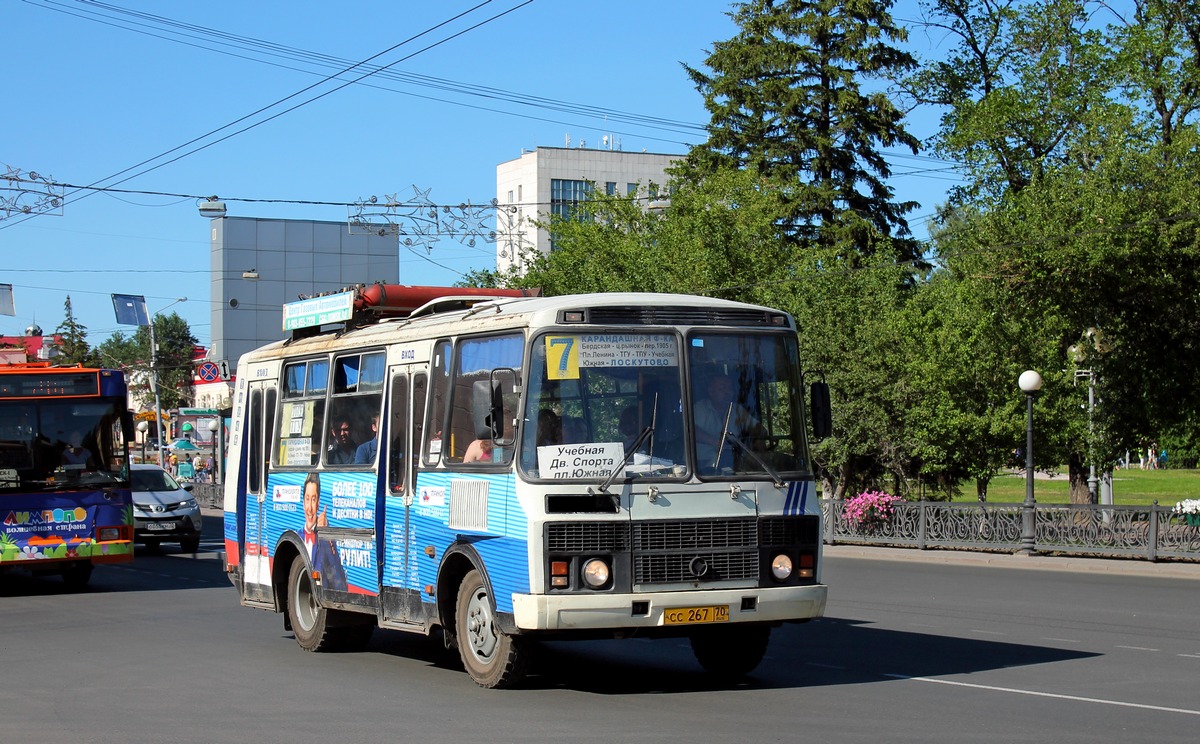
(690, 624, 771, 678)
(455, 569, 528, 688)
(61, 562, 93, 590)
(286, 559, 372, 653)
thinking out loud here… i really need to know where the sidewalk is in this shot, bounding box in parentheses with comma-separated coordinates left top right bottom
(825, 543, 1200, 580)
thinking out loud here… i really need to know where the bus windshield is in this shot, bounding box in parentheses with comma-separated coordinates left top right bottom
(0, 398, 131, 491)
(688, 332, 810, 477)
(521, 331, 687, 480)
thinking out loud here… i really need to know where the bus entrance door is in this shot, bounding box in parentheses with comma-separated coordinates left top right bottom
(241, 380, 275, 604)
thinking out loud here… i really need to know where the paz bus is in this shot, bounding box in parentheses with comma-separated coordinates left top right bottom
(223, 285, 831, 687)
(0, 362, 135, 588)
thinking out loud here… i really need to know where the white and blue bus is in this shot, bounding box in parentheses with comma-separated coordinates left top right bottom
(223, 285, 831, 687)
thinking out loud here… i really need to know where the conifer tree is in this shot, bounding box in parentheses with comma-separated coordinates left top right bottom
(55, 295, 97, 366)
(679, 0, 922, 263)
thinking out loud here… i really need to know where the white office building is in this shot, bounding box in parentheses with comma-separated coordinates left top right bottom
(495, 146, 681, 273)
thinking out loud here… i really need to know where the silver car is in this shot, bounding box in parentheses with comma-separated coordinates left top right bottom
(131, 464, 202, 552)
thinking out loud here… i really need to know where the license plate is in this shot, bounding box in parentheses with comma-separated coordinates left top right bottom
(146, 522, 176, 531)
(663, 605, 729, 625)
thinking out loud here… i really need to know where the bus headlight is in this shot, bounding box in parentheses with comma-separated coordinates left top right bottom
(582, 558, 610, 588)
(770, 553, 793, 580)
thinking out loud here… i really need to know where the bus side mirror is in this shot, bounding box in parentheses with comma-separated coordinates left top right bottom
(810, 382, 832, 440)
(472, 380, 502, 441)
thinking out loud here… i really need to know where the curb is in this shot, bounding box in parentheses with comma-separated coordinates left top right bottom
(823, 543, 1200, 580)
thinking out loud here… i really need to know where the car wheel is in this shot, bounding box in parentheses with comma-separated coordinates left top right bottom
(455, 569, 528, 688)
(689, 624, 771, 678)
(179, 535, 200, 553)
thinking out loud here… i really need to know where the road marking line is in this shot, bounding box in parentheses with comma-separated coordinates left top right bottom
(884, 674, 1200, 717)
(1040, 637, 1081, 643)
(1179, 653, 1200, 659)
(1116, 645, 1159, 652)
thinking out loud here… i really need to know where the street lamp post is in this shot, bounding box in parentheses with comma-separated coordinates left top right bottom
(1019, 370, 1044, 555)
(150, 297, 187, 468)
(137, 420, 148, 462)
(207, 418, 221, 486)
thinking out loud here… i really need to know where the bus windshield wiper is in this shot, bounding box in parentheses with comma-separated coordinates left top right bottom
(591, 423, 655, 500)
(718, 427, 785, 490)
(591, 394, 658, 502)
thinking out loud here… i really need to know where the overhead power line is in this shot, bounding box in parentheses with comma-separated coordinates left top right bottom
(3, 0, 533, 231)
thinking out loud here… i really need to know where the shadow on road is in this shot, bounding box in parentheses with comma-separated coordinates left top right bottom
(499, 616, 1099, 694)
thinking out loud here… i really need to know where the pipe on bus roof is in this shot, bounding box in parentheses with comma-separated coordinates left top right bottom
(353, 284, 541, 315)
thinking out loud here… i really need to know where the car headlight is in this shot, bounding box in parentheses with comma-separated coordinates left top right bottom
(581, 558, 610, 588)
(181, 498, 197, 509)
(770, 553, 794, 580)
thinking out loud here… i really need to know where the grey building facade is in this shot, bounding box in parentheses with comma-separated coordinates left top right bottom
(209, 216, 398, 371)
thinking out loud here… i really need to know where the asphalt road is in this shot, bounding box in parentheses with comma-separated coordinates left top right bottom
(2, 514, 1196, 743)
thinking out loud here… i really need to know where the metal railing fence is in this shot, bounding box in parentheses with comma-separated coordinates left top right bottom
(821, 499, 1200, 562)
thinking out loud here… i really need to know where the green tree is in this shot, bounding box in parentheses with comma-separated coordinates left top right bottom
(517, 169, 791, 300)
(678, 0, 923, 264)
(144, 312, 198, 412)
(54, 295, 97, 366)
(906, 0, 1114, 204)
(95, 314, 199, 412)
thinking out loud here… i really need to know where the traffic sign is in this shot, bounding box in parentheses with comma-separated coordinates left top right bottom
(197, 361, 221, 383)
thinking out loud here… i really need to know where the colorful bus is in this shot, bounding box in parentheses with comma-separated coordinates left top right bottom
(223, 286, 831, 687)
(0, 362, 136, 588)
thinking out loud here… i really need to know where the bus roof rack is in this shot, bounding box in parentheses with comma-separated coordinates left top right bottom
(284, 283, 541, 340)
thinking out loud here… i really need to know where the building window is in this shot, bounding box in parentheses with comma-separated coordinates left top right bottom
(605, 181, 617, 196)
(550, 179, 594, 251)
(507, 190, 514, 203)
(626, 183, 638, 196)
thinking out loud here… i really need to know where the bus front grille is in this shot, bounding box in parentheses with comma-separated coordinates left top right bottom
(545, 516, 818, 588)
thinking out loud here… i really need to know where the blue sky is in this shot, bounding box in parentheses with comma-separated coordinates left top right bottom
(3, 0, 961, 352)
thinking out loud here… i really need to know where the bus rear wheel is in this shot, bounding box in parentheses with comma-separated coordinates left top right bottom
(287, 559, 372, 652)
(690, 624, 771, 678)
(455, 569, 527, 688)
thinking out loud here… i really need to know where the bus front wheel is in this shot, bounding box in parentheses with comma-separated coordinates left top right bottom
(690, 624, 771, 678)
(455, 569, 528, 688)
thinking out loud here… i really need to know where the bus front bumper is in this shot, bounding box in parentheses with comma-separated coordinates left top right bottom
(511, 583, 827, 632)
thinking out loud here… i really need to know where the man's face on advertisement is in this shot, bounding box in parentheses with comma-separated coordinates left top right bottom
(303, 480, 319, 530)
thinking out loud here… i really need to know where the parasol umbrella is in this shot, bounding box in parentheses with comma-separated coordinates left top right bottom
(170, 439, 200, 451)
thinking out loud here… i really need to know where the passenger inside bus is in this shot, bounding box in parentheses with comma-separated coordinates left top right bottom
(354, 415, 379, 464)
(325, 416, 358, 465)
(462, 436, 493, 463)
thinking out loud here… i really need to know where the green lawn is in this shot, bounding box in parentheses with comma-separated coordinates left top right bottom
(974, 468, 1200, 507)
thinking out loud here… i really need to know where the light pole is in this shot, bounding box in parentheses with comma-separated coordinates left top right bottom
(1019, 370, 1043, 555)
(150, 297, 187, 467)
(207, 418, 221, 485)
(137, 420, 148, 462)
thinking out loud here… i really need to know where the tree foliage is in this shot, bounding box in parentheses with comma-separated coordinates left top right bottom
(54, 296, 98, 367)
(679, 0, 923, 265)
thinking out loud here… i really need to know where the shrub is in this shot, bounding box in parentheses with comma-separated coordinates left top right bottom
(842, 490, 903, 530)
